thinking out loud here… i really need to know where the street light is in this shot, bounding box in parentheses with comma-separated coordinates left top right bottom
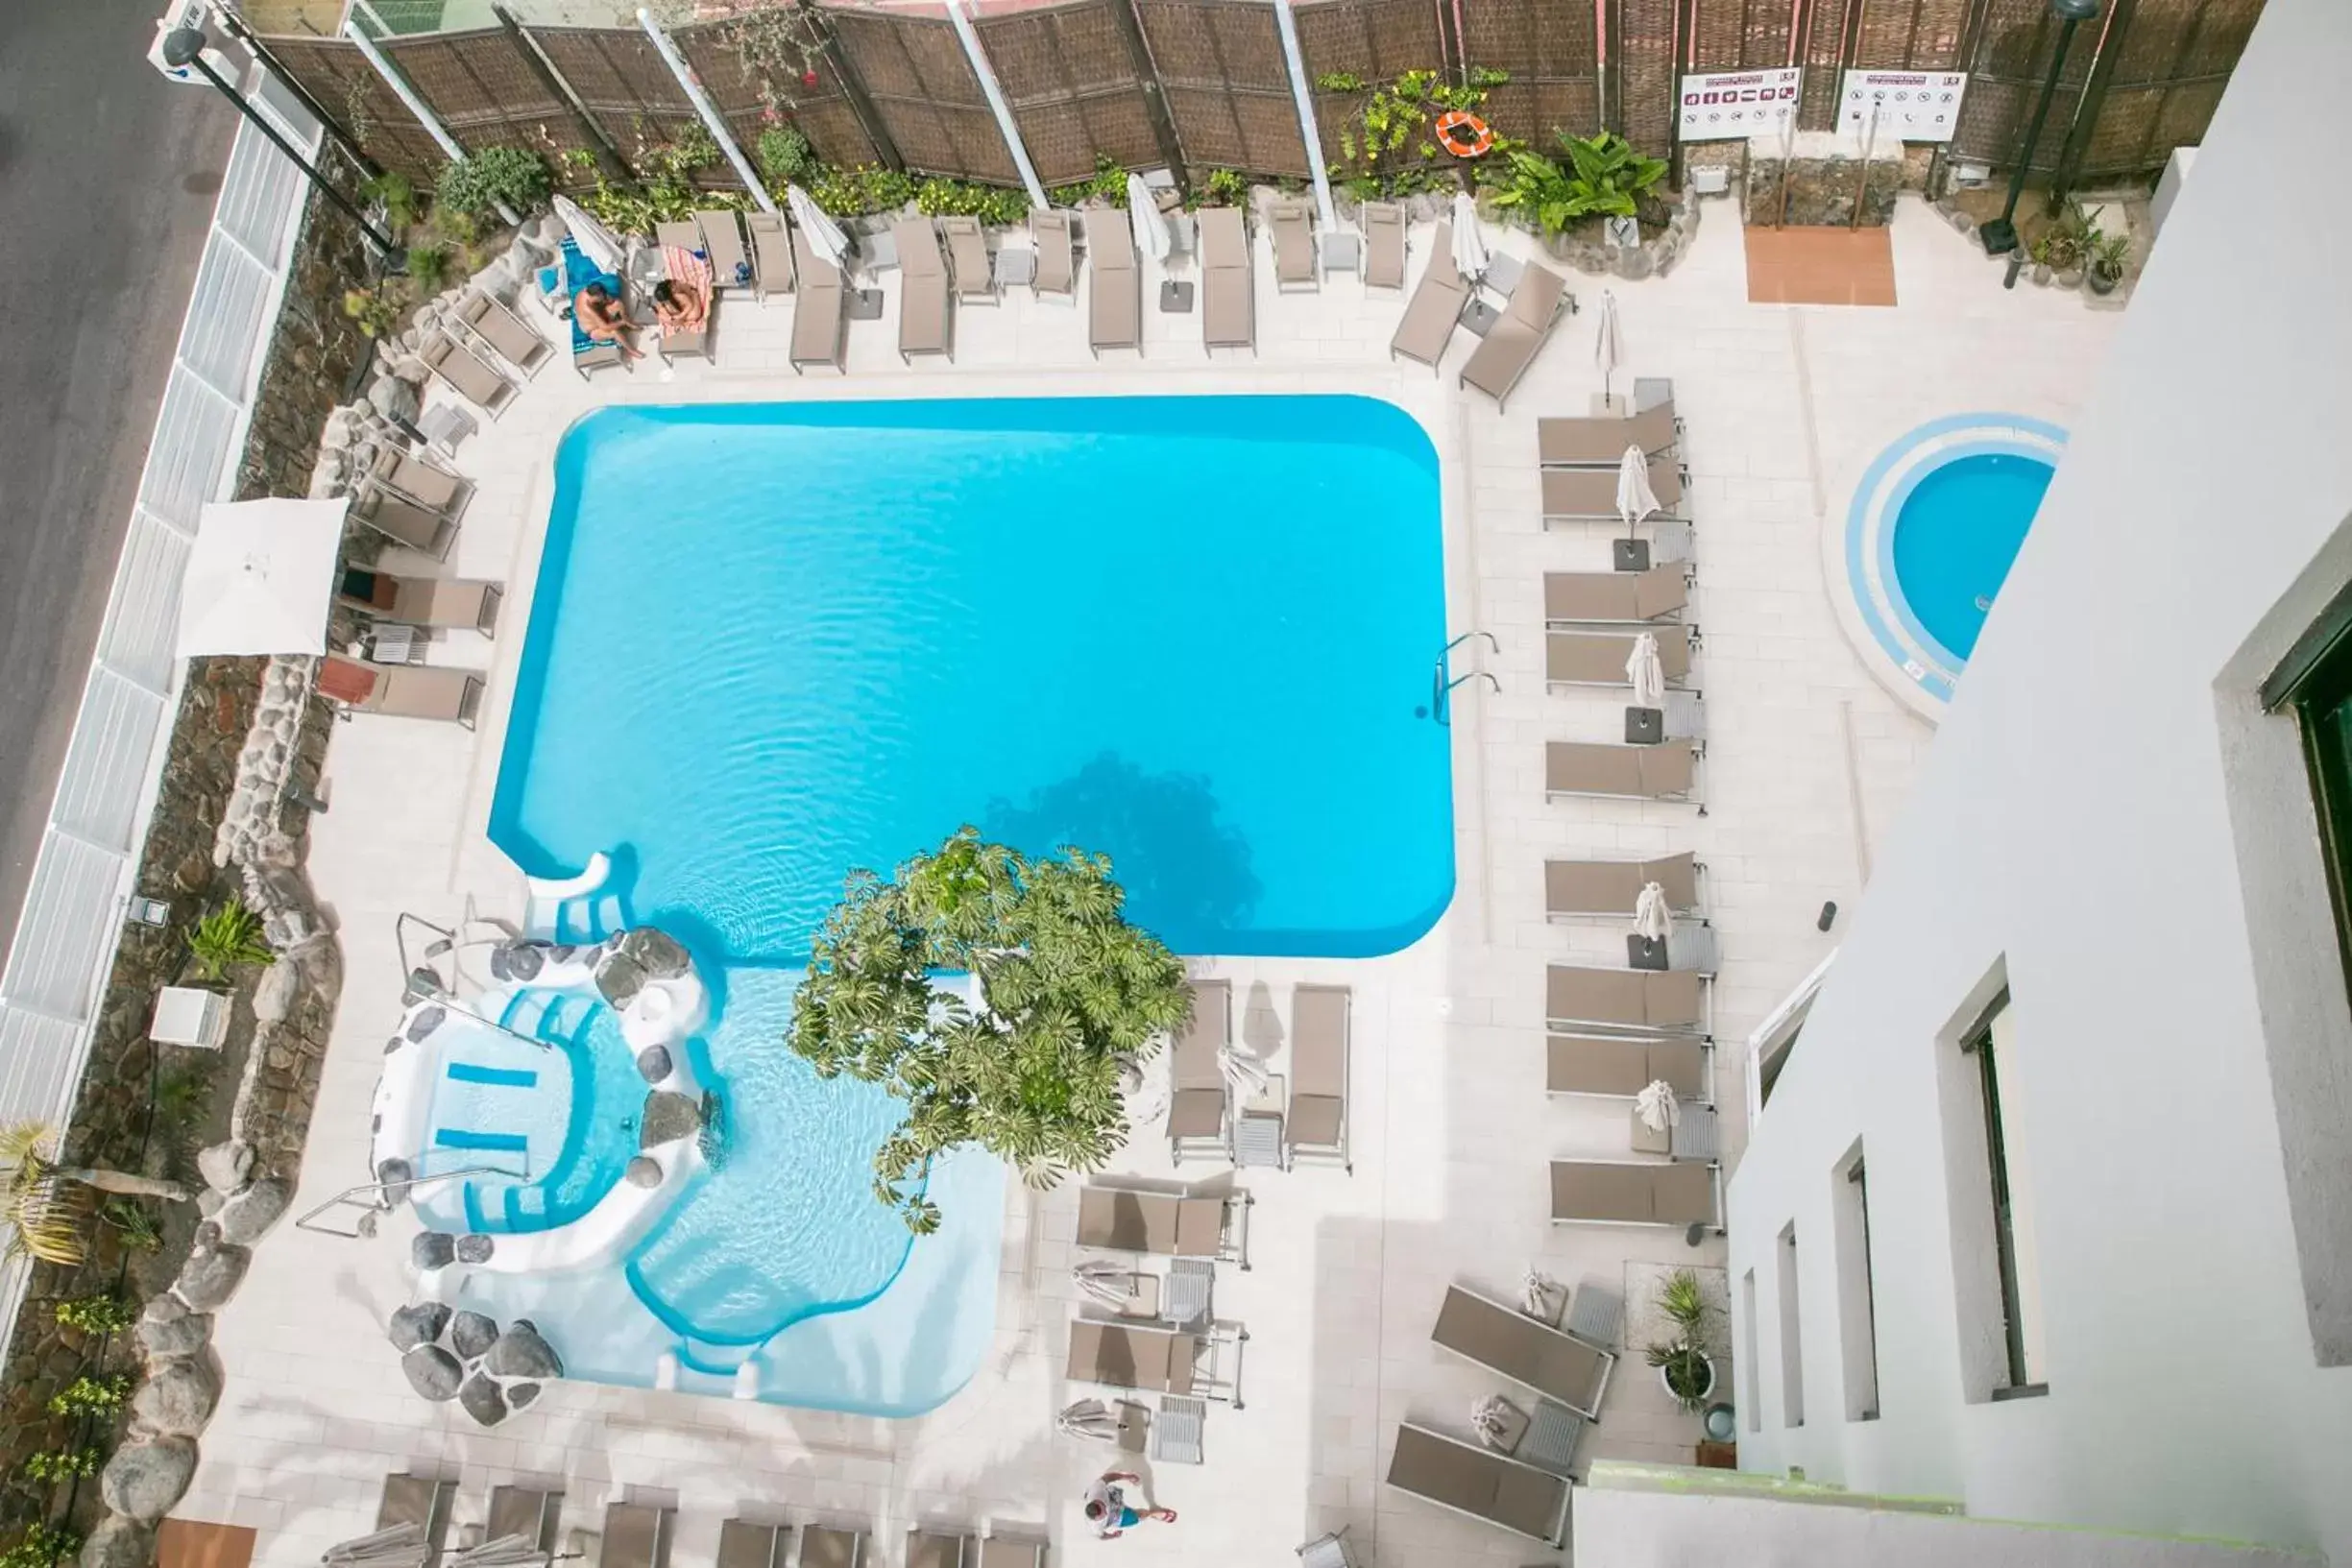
(1977, 0, 2102, 257)
(161, 27, 398, 256)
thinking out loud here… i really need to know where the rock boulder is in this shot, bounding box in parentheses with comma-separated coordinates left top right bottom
(640, 1092, 702, 1149)
(101, 1438, 198, 1523)
(450, 1311, 499, 1362)
(485, 1321, 562, 1380)
(454, 1233, 496, 1265)
(172, 1242, 250, 1313)
(81, 1516, 155, 1568)
(130, 1357, 221, 1438)
(412, 1231, 456, 1270)
(389, 1302, 451, 1352)
(215, 1179, 290, 1246)
(137, 1297, 212, 1363)
(196, 1141, 255, 1195)
(458, 1372, 509, 1427)
(401, 1344, 464, 1401)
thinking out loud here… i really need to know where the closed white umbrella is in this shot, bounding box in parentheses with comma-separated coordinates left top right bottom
(1072, 1259, 1136, 1310)
(1634, 880, 1673, 942)
(1450, 190, 1489, 281)
(1594, 289, 1623, 408)
(1057, 1397, 1122, 1440)
(323, 1524, 428, 1568)
(448, 1538, 546, 1568)
(1127, 173, 1172, 263)
(1616, 442, 1662, 528)
(1627, 632, 1667, 710)
(1471, 1393, 1515, 1443)
(178, 498, 346, 658)
(1219, 1044, 1270, 1097)
(1635, 1077, 1681, 1135)
(552, 193, 627, 275)
(786, 182, 851, 270)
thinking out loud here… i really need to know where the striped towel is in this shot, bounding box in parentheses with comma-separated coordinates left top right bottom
(660, 243, 712, 336)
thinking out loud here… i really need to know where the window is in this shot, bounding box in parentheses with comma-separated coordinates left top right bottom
(1741, 1269, 1761, 1432)
(1831, 1145, 1881, 1420)
(1962, 993, 2049, 1397)
(2264, 592, 2352, 1007)
(1777, 1222, 1805, 1427)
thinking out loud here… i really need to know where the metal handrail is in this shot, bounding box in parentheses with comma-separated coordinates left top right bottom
(1430, 631, 1500, 727)
(293, 1163, 528, 1239)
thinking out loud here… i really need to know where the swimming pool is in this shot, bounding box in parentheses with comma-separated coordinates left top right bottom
(443, 396, 1452, 1414)
(1839, 414, 2066, 712)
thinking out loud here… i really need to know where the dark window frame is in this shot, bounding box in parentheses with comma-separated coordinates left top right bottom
(2265, 591, 2352, 1009)
(1845, 1153, 1881, 1420)
(1961, 991, 2046, 1398)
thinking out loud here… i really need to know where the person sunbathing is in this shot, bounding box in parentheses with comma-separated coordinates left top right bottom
(572, 280, 642, 359)
(652, 277, 708, 336)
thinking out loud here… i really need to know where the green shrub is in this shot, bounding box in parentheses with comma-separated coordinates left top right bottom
(0, 1524, 81, 1568)
(53, 1293, 136, 1337)
(757, 123, 817, 185)
(22, 1448, 102, 1484)
(1045, 155, 1128, 209)
(1489, 130, 1667, 232)
(913, 178, 1029, 226)
(406, 244, 449, 292)
(1200, 168, 1249, 208)
(807, 163, 919, 218)
(186, 898, 272, 983)
(434, 146, 552, 220)
(360, 170, 418, 232)
(47, 1373, 131, 1420)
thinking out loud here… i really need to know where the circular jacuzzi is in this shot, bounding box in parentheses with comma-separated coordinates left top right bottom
(1835, 414, 2067, 715)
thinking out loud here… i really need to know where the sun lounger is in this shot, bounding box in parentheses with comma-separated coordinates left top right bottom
(1167, 977, 1229, 1161)
(1546, 964, 1707, 1035)
(1268, 198, 1316, 291)
(366, 444, 471, 520)
(652, 221, 715, 364)
(1077, 1183, 1250, 1266)
(420, 330, 517, 419)
(1544, 739, 1701, 805)
(485, 1485, 563, 1554)
(1088, 209, 1140, 356)
(559, 236, 628, 378)
(905, 1530, 970, 1568)
(1546, 1032, 1711, 1100)
(938, 215, 996, 303)
(319, 656, 483, 728)
(1431, 1282, 1616, 1419)
(893, 217, 953, 362)
(1385, 1423, 1570, 1547)
(376, 1474, 456, 1567)
(1633, 1098, 1721, 1160)
(1198, 206, 1253, 354)
(1550, 1158, 1721, 1229)
(1544, 566, 1689, 625)
(789, 229, 848, 374)
(348, 487, 454, 560)
(1540, 457, 1685, 524)
(718, 1520, 790, 1568)
(799, 1525, 865, 1568)
(745, 212, 796, 299)
(603, 1503, 672, 1568)
(1546, 626, 1693, 689)
(1390, 223, 1467, 370)
(1067, 1318, 1245, 1406)
(1032, 210, 1076, 300)
(1362, 202, 1405, 289)
(1540, 401, 1682, 466)
(977, 1537, 1043, 1568)
(451, 289, 551, 379)
(339, 569, 501, 635)
(1286, 983, 1349, 1170)
(697, 208, 753, 292)
(1459, 259, 1571, 409)
(1545, 851, 1700, 919)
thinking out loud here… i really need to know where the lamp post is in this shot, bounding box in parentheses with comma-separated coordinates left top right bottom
(161, 28, 398, 256)
(1977, 0, 2102, 257)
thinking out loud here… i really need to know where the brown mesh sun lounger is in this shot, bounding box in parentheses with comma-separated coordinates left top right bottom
(1167, 977, 1229, 1161)
(696, 208, 753, 292)
(1390, 222, 1467, 371)
(789, 229, 847, 374)
(1459, 259, 1571, 410)
(485, 1485, 562, 1555)
(1385, 1423, 1570, 1547)
(1200, 206, 1253, 354)
(349, 487, 454, 560)
(905, 1530, 970, 1568)
(1431, 1282, 1615, 1418)
(1547, 1031, 1710, 1099)
(367, 444, 470, 519)
(1546, 626, 1693, 689)
(1540, 402, 1682, 466)
(1077, 1183, 1250, 1266)
(1286, 984, 1349, 1171)
(746, 212, 796, 298)
(420, 330, 517, 419)
(1550, 1158, 1721, 1229)
(339, 569, 501, 635)
(1088, 209, 1141, 356)
(976, 1538, 1042, 1568)
(1268, 198, 1316, 291)
(800, 1525, 865, 1568)
(940, 215, 997, 303)
(1540, 457, 1685, 524)
(1067, 1319, 1197, 1395)
(603, 1502, 673, 1568)
(717, 1520, 790, 1568)
(452, 289, 550, 379)
(1546, 851, 1700, 919)
(375, 1473, 456, 1567)
(1545, 739, 1700, 804)
(320, 657, 483, 728)
(1032, 210, 1076, 300)
(893, 216, 953, 362)
(1546, 964, 1707, 1035)
(1362, 202, 1405, 289)
(1544, 566, 1689, 625)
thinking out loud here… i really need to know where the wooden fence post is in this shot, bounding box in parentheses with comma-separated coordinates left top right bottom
(1602, 0, 1626, 133)
(1106, 0, 1190, 192)
(494, 5, 634, 186)
(792, 0, 907, 172)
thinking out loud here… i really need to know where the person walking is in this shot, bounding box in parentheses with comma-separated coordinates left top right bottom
(1082, 1470, 1176, 1539)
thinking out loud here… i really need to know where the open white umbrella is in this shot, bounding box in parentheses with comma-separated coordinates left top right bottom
(1127, 173, 1172, 263)
(1635, 1077, 1681, 1135)
(786, 182, 851, 270)
(1634, 880, 1674, 942)
(178, 498, 346, 658)
(1450, 190, 1489, 281)
(1627, 632, 1667, 710)
(1594, 289, 1623, 408)
(553, 193, 626, 276)
(1616, 442, 1661, 529)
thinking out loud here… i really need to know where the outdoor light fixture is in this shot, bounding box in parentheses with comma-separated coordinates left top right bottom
(161, 27, 397, 256)
(1978, 0, 2104, 258)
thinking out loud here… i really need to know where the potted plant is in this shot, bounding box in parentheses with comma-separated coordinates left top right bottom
(2085, 229, 2130, 296)
(1644, 1267, 1718, 1412)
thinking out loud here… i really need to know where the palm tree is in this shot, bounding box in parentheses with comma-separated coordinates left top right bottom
(1, 1122, 188, 1266)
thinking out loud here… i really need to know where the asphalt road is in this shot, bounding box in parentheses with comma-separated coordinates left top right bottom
(0, 4, 234, 970)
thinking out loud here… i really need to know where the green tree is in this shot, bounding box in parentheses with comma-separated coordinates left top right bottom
(788, 828, 1193, 1234)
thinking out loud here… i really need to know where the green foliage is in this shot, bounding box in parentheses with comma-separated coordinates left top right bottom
(342, 287, 400, 341)
(2028, 198, 2096, 271)
(787, 827, 1193, 1233)
(434, 145, 552, 220)
(405, 244, 449, 293)
(96, 1196, 160, 1254)
(1645, 1339, 1715, 1411)
(1657, 1267, 1710, 1336)
(1490, 130, 1667, 232)
(636, 121, 720, 183)
(1046, 155, 1130, 209)
(360, 170, 418, 232)
(915, 178, 1031, 226)
(1199, 168, 1249, 208)
(186, 898, 272, 983)
(53, 1292, 136, 1338)
(1643, 1267, 1718, 1411)
(806, 163, 919, 217)
(47, 1372, 131, 1420)
(1312, 70, 1365, 93)
(0, 1524, 82, 1568)
(757, 122, 817, 186)
(1466, 63, 1511, 88)
(22, 1448, 102, 1484)
(1322, 67, 1509, 198)
(2086, 227, 2130, 286)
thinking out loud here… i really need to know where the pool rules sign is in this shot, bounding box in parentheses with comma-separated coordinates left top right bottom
(1838, 70, 1970, 141)
(1677, 68, 1802, 140)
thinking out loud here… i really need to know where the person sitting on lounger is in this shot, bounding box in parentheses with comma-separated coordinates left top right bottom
(652, 277, 707, 336)
(573, 280, 642, 359)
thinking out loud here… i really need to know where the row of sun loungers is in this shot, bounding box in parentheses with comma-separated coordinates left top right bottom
(1165, 978, 1351, 1171)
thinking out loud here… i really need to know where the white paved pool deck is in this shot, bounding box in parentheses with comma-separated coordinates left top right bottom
(182, 197, 2118, 1567)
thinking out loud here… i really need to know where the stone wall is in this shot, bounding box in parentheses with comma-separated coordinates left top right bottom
(1742, 133, 1905, 228)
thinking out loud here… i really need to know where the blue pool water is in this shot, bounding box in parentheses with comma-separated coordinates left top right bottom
(1890, 451, 2054, 660)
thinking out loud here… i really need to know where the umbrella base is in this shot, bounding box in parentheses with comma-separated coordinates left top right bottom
(1626, 706, 1665, 745)
(1613, 538, 1653, 572)
(1627, 934, 1669, 972)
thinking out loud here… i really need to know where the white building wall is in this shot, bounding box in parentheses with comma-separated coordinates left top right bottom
(1723, 0, 2352, 1561)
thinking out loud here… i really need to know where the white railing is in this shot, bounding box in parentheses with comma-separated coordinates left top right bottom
(0, 103, 316, 1343)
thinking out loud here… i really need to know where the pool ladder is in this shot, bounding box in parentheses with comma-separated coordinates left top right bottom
(293, 1163, 528, 1239)
(1429, 632, 1500, 726)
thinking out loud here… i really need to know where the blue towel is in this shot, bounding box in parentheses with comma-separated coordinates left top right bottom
(559, 235, 622, 359)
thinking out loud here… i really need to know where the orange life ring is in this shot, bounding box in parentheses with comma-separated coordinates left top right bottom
(1434, 110, 1493, 159)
